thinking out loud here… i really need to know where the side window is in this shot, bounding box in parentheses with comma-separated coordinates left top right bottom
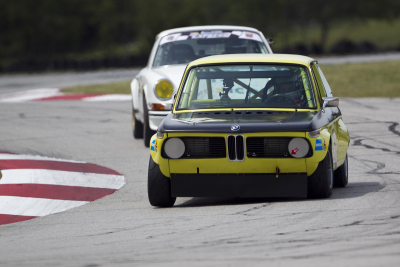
(316, 64, 333, 97)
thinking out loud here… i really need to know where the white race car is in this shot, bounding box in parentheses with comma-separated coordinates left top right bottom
(130, 25, 273, 146)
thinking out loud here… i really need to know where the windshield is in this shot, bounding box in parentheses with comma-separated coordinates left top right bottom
(153, 31, 268, 67)
(176, 64, 316, 110)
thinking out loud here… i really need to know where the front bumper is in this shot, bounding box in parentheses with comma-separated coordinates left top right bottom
(148, 110, 170, 131)
(171, 173, 307, 198)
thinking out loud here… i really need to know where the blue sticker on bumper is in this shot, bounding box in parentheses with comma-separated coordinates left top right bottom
(315, 139, 323, 151)
(150, 139, 156, 151)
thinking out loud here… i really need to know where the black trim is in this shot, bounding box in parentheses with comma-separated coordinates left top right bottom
(170, 173, 308, 198)
(246, 137, 313, 158)
(162, 137, 226, 159)
(158, 109, 337, 133)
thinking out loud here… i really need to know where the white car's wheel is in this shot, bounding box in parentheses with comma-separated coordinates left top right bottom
(132, 105, 143, 139)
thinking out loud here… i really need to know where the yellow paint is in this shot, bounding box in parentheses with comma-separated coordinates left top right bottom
(150, 131, 334, 177)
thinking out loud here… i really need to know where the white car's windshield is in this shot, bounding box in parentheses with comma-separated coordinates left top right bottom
(176, 64, 317, 110)
(153, 31, 269, 67)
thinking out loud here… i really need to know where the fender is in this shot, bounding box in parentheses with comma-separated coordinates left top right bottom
(306, 128, 331, 176)
(130, 78, 140, 120)
(149, 134, 171, 178)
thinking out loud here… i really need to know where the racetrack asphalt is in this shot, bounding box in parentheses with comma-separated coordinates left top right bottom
(0, 98, 399, 266)
(0, 54, 399, 266)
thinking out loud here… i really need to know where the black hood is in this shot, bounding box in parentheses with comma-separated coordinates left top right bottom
(158, 109, 338, 133)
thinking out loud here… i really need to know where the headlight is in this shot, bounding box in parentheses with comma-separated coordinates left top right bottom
(155, 80, 174, 100)
(164, 138, 185, 159)
(288, 138, 309, 158)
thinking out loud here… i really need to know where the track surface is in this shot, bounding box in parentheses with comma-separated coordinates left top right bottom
(0, 63, 400, 266)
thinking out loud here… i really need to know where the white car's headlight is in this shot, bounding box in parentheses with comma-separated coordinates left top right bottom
(164, 138, 185, 159)
(288, 138, 309, 158)
(155, 80, 174, 100)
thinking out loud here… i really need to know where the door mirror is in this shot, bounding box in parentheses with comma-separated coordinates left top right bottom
(321, 97, 339, 113)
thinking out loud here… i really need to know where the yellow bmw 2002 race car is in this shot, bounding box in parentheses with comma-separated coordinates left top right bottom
(148, 54, 350, 207)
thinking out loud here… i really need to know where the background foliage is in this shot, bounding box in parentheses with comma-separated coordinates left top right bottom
(1, 0, 399, 72)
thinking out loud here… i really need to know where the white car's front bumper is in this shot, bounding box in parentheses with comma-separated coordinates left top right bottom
(149, 110, 171, 131)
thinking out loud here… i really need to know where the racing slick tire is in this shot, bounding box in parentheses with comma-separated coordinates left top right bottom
(334, 153, 348, 187)
(132, 106, 143, 139)
(143, 95, 156, 147)
(148, 156, 176, 207)
(307, 148, 333, 198)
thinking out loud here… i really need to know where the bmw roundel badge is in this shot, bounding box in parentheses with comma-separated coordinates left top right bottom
(231, 124, 240, 131)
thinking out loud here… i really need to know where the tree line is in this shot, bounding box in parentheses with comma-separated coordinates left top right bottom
(0, 0, 399, 72)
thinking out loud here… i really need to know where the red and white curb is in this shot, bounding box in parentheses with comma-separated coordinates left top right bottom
(0, 88, 131, 102)
(0, 152, 125, 225)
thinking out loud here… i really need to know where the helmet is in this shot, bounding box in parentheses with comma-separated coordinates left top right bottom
(275, 76, 302, 99)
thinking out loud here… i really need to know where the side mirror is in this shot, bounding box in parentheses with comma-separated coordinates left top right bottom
(321, 97, 339, 113)
(267, 38, 274, 45)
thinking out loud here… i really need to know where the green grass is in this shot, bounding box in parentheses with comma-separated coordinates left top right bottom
(62, 60, 400, 97)
(273, 18, 400, 52)
(321, 60, 400, 97)
(61, 80, 131, 94)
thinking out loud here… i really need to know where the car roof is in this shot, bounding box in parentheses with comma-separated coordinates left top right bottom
(187, 54, 315, 67)
(156, 25, 263, 39)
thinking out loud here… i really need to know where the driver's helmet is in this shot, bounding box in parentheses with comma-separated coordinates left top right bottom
(223, 78, 234, 88)
(224, 39, 247, 54)
(275, 76, 302, 99)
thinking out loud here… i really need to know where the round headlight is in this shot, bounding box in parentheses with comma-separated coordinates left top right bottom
(164, 138, 185, 159)
(155, 80, 174, 99)
(288, 138, 309, 158)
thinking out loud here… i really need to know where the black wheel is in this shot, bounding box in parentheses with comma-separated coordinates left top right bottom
(132, 106, 143, 139)
(143, 95, 156, 147)
(308, 148, 333, 198)
(147, 156, 176, 207)
(334, 154, 348, 187)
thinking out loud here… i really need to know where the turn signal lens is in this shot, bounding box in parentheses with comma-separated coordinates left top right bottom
(156, 131, 164, 139)
(155, 80, 173, 99)
(308, 129, 321, 138)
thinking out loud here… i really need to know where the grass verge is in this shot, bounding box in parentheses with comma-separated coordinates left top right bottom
(62, 60, 400, 97)
(61, 80, 131, 95)
(321, 60, 400, 97)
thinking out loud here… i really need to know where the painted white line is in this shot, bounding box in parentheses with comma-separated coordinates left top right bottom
(0, 153, 84, 163)
(83, 94, 132, 102)
(0, 88, 61, 102)
(0, 169, 125, 189)
(0, 196, 88, 217)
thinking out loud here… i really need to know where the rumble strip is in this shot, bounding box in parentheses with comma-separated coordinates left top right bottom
(0, 152, 125, 225)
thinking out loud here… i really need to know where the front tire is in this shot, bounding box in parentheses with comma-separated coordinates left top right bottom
(334, 154, 348, 187)
(143, 95, 156, 147)
(147, 156, 176, 207)
(308, 148, 333, 198)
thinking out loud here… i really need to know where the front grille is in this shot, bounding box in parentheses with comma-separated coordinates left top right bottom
(247, 137, 292, 158)
(162, 137, 226, 158)
(227, 135, 245, 161)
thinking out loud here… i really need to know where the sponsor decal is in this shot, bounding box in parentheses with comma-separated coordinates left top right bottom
(160, 30, 263, 45)
(315, 139, 323, 151)
(150, 139, 156, 151)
